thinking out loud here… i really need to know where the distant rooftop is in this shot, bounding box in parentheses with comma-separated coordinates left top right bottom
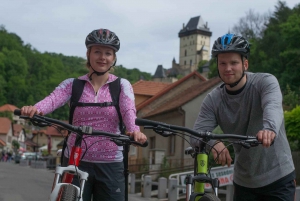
(133, 80, 170, 96)
(0, 104, 18, 112)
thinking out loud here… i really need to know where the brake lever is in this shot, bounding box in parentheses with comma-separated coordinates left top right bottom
(31, 120, 50, 127)
(110, 136, 148, 147)
(239, 139, 262, 149)
(19, 115, 50, 127)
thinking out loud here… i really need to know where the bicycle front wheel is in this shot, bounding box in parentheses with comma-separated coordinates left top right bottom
(198, 193, 221, 201)
(59, 184, 78, 201)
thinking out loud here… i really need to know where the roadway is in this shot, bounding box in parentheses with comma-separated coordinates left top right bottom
(0, 161, 157, 201)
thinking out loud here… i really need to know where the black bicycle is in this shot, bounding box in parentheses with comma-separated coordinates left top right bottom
(135, 118, 261, 201)
(14, 109, 148, 201)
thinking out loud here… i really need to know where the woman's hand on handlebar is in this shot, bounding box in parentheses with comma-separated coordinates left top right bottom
(212, 141, 232, 167)
(127, 130, 147, 144)
(20, 105, 43, 118)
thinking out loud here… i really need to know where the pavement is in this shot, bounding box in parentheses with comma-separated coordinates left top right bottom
(0, 161, 160, 201)
(128, 193, 160, 201)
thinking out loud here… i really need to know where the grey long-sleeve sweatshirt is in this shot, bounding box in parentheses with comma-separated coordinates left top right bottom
(192, 72, 294, 188)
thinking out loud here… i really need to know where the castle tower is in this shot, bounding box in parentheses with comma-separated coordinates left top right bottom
(178, 16, 212, 75)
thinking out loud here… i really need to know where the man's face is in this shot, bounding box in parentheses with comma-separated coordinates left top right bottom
(217, 52, 248, 85)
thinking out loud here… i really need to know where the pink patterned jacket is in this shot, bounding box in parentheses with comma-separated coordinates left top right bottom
(35, 74, 140, 163)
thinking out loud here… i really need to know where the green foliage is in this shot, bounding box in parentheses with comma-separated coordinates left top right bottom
(208, 58, 218, 79)
(12, 140, 20, 149)
(284, 106, 300, 150)
(245, 1, 300, 94)
(197, 60, 208, 73)
(112, 65, 152, 84)
(0, 111, 12, 120)
(159, 156, 171, 178)
(0, 27, 152, 120)
(283, 85, 299, 111)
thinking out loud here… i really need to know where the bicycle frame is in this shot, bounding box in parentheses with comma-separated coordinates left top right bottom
(14, 109, 148, 201)
(135, 118, 260, 201)
(185, 141, 220, 201)
(50, 137, 87, 201)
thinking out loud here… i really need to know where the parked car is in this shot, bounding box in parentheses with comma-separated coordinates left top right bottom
(20, 152, 44, 160)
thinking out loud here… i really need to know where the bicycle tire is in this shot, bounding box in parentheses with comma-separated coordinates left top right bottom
(59, 184, 78, 201)
(198, 193, 221, 201)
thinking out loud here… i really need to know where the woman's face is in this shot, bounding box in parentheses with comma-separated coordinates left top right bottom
(88, 45, 115, 73)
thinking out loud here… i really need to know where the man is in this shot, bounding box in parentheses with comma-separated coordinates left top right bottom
(192, 34, 295, 200)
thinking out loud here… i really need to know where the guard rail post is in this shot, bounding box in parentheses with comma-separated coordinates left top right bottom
(158, 177, 167, 199)
(129, 173, 135, 194)
(143, 175, 152, 198)
(168, 178, 177, 201)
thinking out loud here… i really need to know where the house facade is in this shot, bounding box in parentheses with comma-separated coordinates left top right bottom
(133, 71, 221, 174)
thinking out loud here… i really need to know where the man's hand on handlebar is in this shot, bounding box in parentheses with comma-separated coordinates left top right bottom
(127, 130, 147, 144)
(20, 105, 43, 118)
(256, 130, 275, 148)
(212, 141, 232, 167)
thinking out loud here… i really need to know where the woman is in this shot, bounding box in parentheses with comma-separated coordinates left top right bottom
(21, 28, 147, 201)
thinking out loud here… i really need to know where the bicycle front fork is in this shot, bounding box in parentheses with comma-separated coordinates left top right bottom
(185, 174, 220, 201)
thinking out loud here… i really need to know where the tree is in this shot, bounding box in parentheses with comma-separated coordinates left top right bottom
(12, 140, 20, 149)
(12, 139, 20, 157)
(197, 60, 208, 73)
(283, 85, 300, 111)
(208, 58, 218, 79)
(0, 26, 153, 120)
(284, 106, 300, 150)
(232, 9, 270, 40)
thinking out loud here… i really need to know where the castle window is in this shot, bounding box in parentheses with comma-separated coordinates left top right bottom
(184, 60, 186, 65)
(185, 50, 187, 56)
(190, 60, 192, 66)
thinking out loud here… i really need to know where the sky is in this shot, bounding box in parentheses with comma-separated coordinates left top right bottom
(0, 0, 299, 75)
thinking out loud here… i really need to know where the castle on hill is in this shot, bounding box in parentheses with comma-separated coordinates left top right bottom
(153, 16, 212, 83)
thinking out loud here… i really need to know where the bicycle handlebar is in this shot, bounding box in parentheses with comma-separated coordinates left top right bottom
(14, 109, 148, 147)
(135, 118, 260, 148)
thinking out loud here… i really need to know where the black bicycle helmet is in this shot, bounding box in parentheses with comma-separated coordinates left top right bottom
(85, 28, 120, 52)
(211, 34, 250, 58)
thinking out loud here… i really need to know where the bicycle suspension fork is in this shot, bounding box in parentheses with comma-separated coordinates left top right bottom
(189, 147, 219, 201)
(62, 135, 83, 183)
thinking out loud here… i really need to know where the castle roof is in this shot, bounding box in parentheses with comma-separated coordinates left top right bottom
(179, 16, 212, 37)
(153, 65, 166, 78)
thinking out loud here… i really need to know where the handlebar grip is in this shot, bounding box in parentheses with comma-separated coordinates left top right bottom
(139, 140, 148, 148)
(14, 109, 21, 116)
(129, 136, 148, 147)
(135, 118, 167, 127)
